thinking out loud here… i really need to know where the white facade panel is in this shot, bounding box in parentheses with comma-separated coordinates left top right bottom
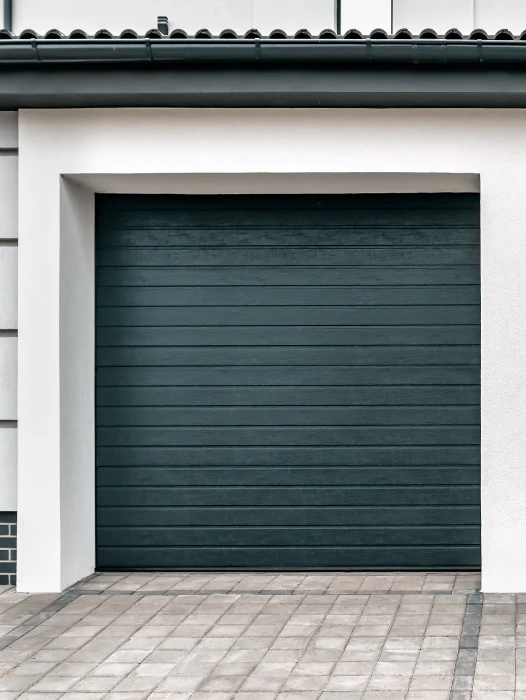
(0, 156, 18, 239)
(475, 0, 526, 33)
(341, 0, 392, 34)
(0, 247, 17, 330)
(0, 114, 18, 150)
(393, 0, 474, 33)
(12, 0, 254, 35)
(0, 338, 17, 420)
(253, 0, 334, 34)
(0, 425, 16, 511)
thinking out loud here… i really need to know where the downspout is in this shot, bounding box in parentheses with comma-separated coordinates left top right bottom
(3, 0, 11, 32)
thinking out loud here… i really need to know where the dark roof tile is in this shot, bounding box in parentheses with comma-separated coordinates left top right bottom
(44, 29, 64, 39)
(19, 29, 39, 39)
(419, 28, 438, 39)
(344, 29, 363, 39)
(194, 28, 213, 39)
(369, 28, 389, 39)
(444, 28, 463, 39)
(495, 28, 514, 40)
(470, 29, 489, 39)
(145, 28, 163, 38)
(319, 28, 337, 39)
(244, 28, 262, 39)
(68, 29, 88, 39)
(294, 29, 312, 39)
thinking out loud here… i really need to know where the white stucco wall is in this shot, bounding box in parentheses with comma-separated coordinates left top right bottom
(14, 107, 526, 593)
(11, 0, 335, 35)
(393, 0, 474, 33)
(342, 0, 391, 33)
(476, 0, 526, 33)
(253, 0, 334, 34)
(394, 0, 526, 34)
(9, 0, 526, 34)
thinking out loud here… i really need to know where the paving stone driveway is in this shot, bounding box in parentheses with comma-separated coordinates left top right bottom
(4, 571, 522, 700)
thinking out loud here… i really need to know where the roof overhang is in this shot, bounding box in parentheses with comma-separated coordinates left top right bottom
(3, 36, 526, 108)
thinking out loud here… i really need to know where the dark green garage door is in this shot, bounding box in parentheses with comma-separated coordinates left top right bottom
(96, 194, 480, 571)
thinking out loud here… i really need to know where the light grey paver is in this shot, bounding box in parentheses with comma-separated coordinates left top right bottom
(0, 572, 487, 699)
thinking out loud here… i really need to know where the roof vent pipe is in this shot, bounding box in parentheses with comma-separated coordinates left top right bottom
(3, 0, 12, 32)
(157, 16, 168, 35)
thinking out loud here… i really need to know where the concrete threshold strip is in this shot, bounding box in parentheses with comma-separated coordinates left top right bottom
(451, 591, 484, 700)
(74, 587, 480, 596)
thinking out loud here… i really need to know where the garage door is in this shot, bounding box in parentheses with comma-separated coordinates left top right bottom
(96, 193, 480, 571)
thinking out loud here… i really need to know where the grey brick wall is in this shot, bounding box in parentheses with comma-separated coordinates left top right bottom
(0, 512, 16, 585)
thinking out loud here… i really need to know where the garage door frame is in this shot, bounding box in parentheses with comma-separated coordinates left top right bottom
(17, 107, 525, 593)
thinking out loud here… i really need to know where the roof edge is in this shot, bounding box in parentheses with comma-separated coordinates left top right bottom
(2, 63, 526, 109)
(2, 37, 526, 64)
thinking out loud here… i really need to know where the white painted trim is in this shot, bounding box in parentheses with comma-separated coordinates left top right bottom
(59, 180, 95, 592)
(16, 107, 525, 593)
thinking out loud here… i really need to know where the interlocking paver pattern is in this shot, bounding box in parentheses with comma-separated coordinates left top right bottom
(0, 572, 486, 699)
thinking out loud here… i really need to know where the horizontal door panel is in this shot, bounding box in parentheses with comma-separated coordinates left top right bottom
(97, 406, 481, 427)
(98, 526, 481, 547)
(99, 246, 478, 267)
(97, 385, 481, 407)
(96, 366, 480, 387)
(97, 193, 478, 211)
(96, 346, 480, 367)
(97, 466, 481, 487)
(97, 285, 481, 307)
(96, 545, 481, 570)
(97, 266, 481, 287)
(98, 204, 479, 230)
(99, 209, 479, 231)
(97, 505, 481, 527)
(97, 485, 480, 507)
(96, 305, 480, 327)
(96, 326, 480, 346)
(96, 425, 480, 447)
(99, 227, 480, 248)
(97, 445, 480, 467)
